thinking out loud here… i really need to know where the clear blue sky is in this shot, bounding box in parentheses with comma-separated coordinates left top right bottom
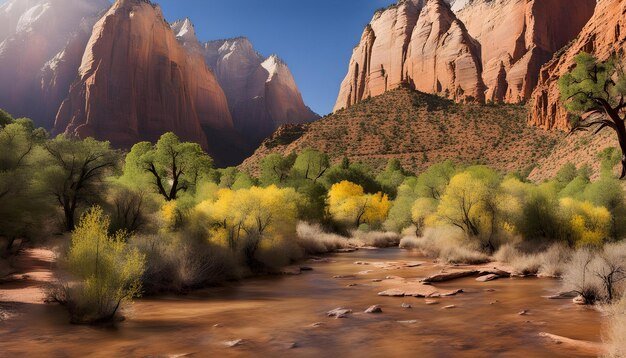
(157, 0, 397, 115)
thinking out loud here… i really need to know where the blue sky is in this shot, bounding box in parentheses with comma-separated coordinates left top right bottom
(157, 0, 397, 115)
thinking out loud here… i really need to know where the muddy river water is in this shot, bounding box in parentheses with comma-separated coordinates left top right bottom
(0, 248, 604, 357)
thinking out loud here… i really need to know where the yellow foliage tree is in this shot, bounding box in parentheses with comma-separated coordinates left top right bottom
(560, 198, 611, 247)
(327, 181, 390, 228)
(195, 185, 302, 265)
(411, 197, 438, 236)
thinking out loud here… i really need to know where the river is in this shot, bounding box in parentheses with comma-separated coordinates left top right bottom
(0, 248, 603, 357)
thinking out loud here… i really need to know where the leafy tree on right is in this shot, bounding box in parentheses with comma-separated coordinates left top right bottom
(559, 52, 626, 178)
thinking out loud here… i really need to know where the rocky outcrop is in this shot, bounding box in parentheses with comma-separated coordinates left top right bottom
(335, 0, 596, 110)
(0, 0, 110, 128)
(529, 0, 626, 130)
(457, 0, 596, 103)
(202, 37, 319, 145)
(54, 0, 235, 160)
(335, 0, 484, 110)
(405, 0, 485, 103)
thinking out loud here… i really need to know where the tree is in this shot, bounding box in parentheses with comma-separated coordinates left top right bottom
(0, 121, 48, 246)
(292, 148, 330, 183)
(58, 207, 145, 323)
(39, 136, 120, 231)
(376, 159, 409, 198)
(411, 197, 438, 236)
(123, 133, 213, 201)
(327, 181, 390, 228)
(195, 186, 301, 268)
(0, 108, 13, 128)
(260, 153, 296, 186)
(415, 160, 458, 200)
(436, 167, 500, 251)
(559, 53, 626, 178)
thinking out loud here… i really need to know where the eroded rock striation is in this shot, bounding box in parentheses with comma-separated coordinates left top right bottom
(202, 37, 319, 145)
(54, 0, 235, 160)
(0, 0, 110, 128)
(528, 0, 626, 131)
(457, 0, 596, 104)
(335, 0, 596, 110)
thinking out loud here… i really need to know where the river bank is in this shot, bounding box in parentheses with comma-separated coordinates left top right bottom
(0, 246, 605, 357)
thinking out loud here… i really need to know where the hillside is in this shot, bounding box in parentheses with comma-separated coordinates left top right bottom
(241, 86, 561, 176)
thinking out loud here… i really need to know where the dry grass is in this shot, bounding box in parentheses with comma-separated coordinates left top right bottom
(399, 227, 490, 265)
(494, 243, 571, 277)
(349, 230, 400, 248)
(296, 222, 351, 254)
(296, 222, 401, 254)
(604, 297, 626, 358)
(131, 235, 237, 293)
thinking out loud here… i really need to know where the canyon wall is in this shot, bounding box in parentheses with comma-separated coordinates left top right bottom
(528, 0, 626, 130)
(335, 0, 596, 110)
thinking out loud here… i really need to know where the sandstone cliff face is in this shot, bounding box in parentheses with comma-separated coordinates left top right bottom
(335, 0, 596, 110)
(529, 0, 626, 131)
(201, 37, 318, 145)
(55, 0, 234, 157)
(335, 0, 483, 110)
(457, 0, 596, 103)
(405, 0, 485, 102)
(0, 0, 109, 128)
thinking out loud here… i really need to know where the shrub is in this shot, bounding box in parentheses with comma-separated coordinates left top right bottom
(55, 207, 145, 324)
(130, 234, 237, 294)
(349, 230, 400, 248)
(399, 227, 489, 265)
(563, 248, 603, 304)
(604, 298, 626, 358)
(296, 222, 350, 254)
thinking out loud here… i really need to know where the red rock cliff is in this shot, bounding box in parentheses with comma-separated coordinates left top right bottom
(457, 0, 596, 103)
(0, 0, 109, 128)
(335, 0, 596, 110)
(528, 0, 626, 131)
(54, 0, 233, 154)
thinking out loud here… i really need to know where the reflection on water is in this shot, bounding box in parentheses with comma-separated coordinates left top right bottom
(0, 248, 602, 357)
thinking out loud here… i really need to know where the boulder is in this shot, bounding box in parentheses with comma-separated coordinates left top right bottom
(365, 305, 383, 313)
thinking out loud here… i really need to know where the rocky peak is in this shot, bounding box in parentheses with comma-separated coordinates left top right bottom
(334, 0, 483, 110)
(0, 0, 110, 128)
(171, 17, 198, 44)
(335, 0, 596, 110)
(54, 0, 234, 160)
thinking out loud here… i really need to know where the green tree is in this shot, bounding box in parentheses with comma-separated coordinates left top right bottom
(259, 153, 296, 186)
(38, 136, 120, 231)
(559, 53, 626, 178)
(0, 121, 48, 246)
(415, 160, 458, 200)
(376, 159, 409, 198)
(292, 148, 330, 183)
(0, 108, 13, 128)
(123, 133, 213, 201)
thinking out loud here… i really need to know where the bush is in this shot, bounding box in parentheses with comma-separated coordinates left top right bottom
(130, 234, 237, 294)
(563, 248, 603, 304)
(495, 244, 571, 277)
(349, 230, 400, 248)
(55, 207, 145, 324)
(399, 227, 489, 265)
(295, 222, 351, 254)
(605, 298, 626, 358)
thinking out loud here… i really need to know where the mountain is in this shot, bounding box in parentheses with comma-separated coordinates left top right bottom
(334, 0, 596, 110)
(529, 0, 626, 131)
(54, 0, 240, 163)
(0, 0, 110, 128)
(457, 0, 597, 103)
(242, 86, 560, 176)
(201, 37, 319, 146)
